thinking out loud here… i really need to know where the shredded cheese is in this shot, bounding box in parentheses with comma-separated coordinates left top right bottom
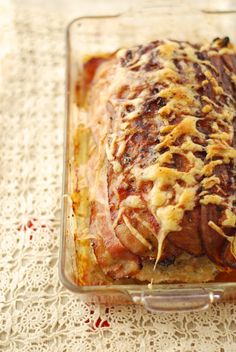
(208, 221, 226, 237)
(123, 215, 152, 250)
(222, 209, 236, 227)
(200, 194, 224, 205)
(201, 176, 220, 189)
(121, 195, 144, 209)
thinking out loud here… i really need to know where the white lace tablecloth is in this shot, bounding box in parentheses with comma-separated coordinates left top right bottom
(1, 1, 236, 351)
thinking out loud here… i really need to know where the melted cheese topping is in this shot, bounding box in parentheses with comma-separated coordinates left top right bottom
(201, 176, 220, 189)
(121, 195, 144, 209)
(87, 38, 236, 270)
(202, 160, 223, 176)
(202, 104, 212, 113)
(206, 142, 236, 162)
(156, 67, 180, 82)
(200, 194, 224, 205)
(134, 165, 196, 184)
(203, 70, 224, 96)
(157, 117, 204, 150)
(222, 209, 236, 227)
(158, 42, 179, 59)
(158, 90, 198, 118)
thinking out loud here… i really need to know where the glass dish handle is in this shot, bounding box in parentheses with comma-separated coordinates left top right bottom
(132, 289, 222, 312)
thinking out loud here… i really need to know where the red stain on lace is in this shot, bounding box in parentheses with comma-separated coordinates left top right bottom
(85, 309, 110, 329)
(17, 218, 46, 239)
(95, 317, 110, 328)
(95, 307, 110, 328)
(18, 219, 36, 231)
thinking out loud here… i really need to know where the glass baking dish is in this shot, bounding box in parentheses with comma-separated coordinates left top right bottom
(60, 1, 236, 312)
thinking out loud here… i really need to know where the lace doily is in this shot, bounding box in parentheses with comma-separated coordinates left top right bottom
(0, 2, 236, 351)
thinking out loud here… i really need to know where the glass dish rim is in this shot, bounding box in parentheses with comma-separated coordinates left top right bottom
(59, 10, 236, 298)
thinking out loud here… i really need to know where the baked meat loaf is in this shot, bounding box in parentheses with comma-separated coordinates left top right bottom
(73, 37, 236, 285)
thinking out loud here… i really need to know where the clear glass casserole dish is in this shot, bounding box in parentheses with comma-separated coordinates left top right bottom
(60, 2, 236, 312)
